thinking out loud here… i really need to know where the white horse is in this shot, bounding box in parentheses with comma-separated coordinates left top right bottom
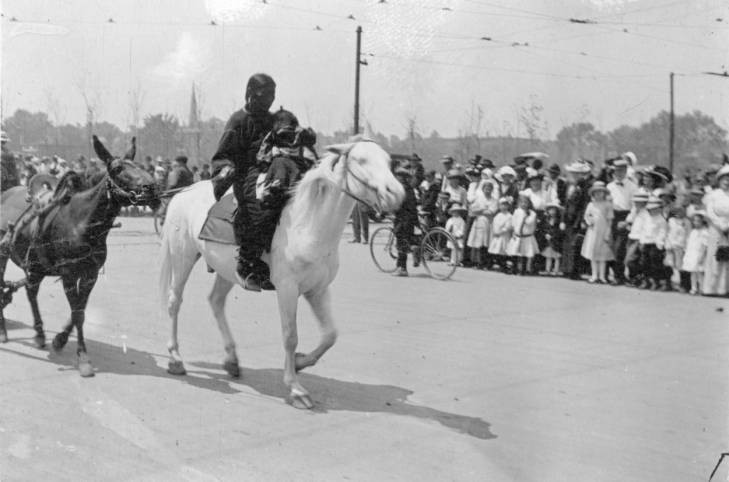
(159, 139, 404, 408)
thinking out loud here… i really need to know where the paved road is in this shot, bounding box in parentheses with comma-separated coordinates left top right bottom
(0, 217, 726, 481)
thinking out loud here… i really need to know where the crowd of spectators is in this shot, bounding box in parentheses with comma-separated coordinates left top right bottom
(384, 150, 729, 296)
(3, 147, 212, 216)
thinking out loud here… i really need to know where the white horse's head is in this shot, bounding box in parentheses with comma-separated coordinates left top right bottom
(326, 139, 404, 212)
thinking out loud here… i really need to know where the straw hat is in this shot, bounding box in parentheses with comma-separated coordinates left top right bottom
(394, 166, 411, 177)
(717, 164, 729, 181)
(632, 191, 649, 203)
(446, 168, 463, 179)
(448, 203, 467, 214)
(646, 196, 662, 209)
(589, 181, 609, 196)
(565, 160, 591, 174)
(496, 165, 517, 179)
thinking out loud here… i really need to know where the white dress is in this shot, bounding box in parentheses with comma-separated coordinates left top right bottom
(506, 208, 538, 257)
(703, 189, 729, 295)
(488, 212, 512, 255)
(467, 194, 498, 248)
(682, 228, 708, 273)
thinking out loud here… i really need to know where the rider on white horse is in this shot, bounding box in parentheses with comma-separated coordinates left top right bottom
(210, 73, 278, 292)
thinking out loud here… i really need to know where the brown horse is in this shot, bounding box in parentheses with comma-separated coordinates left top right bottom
(0, 136, 159, 376)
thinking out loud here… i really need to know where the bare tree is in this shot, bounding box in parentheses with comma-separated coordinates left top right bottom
(75, 75, 103, 157)
(45, 88, 66, 145)
(519, 94, 546, 149)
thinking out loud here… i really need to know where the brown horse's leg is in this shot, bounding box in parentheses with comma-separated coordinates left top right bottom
(25, 272, 46, 348)
(62, 273, 98, 377)
(0, 254, 9, 343)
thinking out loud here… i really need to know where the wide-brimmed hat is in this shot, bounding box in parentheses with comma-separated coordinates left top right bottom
(548, 163, 561, 175)
(440, 156, 455, 164)
(448, 203, 467, 214)
(589, 181, 609, 195)
(465, 166, 480, 177)
(481, 159, 495, 169)
(0, 132, 9, 143)
(480, 168, 493, 179)
(498, 196, 513, 205)
(689, 187, 705, 196)
(613, 158, 629, 168)
(565, 160, 591, 174)
(716, 165, 729, 181)
(496, 165, 517, 179)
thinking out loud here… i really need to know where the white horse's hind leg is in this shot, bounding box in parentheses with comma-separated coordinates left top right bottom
(166, 253, 197, 376)
(296, 288, 338, 372)
(208, 274, 239, 377)
(276, 284, 313, 409)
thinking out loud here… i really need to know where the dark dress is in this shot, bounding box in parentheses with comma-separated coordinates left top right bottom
(562, 179, 591, 277)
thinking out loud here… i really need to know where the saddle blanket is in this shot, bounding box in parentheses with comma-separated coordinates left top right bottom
(198, 193, 237, 245)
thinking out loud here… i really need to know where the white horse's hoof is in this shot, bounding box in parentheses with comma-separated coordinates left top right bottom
(78, 354, 95, 377)
(223, 359, 240, 378)
(167, 360, 186, 375)
(287, 390, 314, 410)
(294, 352, 310, 372)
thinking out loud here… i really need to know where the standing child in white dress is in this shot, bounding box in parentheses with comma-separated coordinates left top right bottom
(664, 206, 691, 291)
(507, 192, 538, 275)
(445, 204, 467, 265)
(581, 181, 614, 283)
(467, 181, 498, 268)
(682, 211, 709, 295)
(489, 197, 513, 272)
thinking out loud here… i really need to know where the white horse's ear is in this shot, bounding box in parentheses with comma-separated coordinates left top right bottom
(326, 143, 355, 156)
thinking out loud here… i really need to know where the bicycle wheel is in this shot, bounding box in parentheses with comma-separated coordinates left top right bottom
(369, 226, 398, 273)
(421, 227, 457, 280)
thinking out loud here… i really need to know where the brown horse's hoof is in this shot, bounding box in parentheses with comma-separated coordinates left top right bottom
(167, 360, 186, 376)
(34, 333, 46, 349)
(52, 332, 68, 352)
(286, 390, 314, 410)
(223, 359, 240, 378)
(78, 354, 95, 377)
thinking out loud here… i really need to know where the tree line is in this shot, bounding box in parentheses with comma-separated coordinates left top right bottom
(2, 108, 726, 173)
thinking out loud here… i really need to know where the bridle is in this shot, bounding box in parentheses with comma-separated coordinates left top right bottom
(105, 168, 157, 207)
(330, 140, 383, 214)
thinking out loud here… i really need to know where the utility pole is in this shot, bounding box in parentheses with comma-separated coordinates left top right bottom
(669, 72, 675, 173)
(354, 26, 362, 136)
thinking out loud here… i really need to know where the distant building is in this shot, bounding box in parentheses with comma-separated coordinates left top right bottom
(182, 83, 202, 167)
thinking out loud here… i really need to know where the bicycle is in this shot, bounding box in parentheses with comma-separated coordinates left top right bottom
(369, 211, 458, 280)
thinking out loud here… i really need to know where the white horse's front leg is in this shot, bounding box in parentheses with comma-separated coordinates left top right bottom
(276, 283, 312, 409)
(296, 287, 337, 371)
(208, 274, 239, 377)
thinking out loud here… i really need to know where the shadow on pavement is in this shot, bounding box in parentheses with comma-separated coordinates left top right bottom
(191, 361, 496, 440)
(1, 319, 495, 440)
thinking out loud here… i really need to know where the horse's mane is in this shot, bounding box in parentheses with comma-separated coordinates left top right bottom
(286, 151, 339, 221)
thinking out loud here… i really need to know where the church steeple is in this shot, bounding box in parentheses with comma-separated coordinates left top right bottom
(188, 83, 199, 128)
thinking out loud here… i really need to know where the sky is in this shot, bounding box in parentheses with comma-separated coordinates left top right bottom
(1, 0, 728, 139)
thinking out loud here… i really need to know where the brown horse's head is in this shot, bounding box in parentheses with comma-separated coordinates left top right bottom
(92, 135, 160, 210)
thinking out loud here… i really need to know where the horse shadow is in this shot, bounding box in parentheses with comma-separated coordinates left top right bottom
(1, 319, 495, 440)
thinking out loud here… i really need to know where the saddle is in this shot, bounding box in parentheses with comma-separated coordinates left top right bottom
(198, 193, 237, 245)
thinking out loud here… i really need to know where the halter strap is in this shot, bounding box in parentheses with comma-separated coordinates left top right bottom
(330, 140, 382, 214)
